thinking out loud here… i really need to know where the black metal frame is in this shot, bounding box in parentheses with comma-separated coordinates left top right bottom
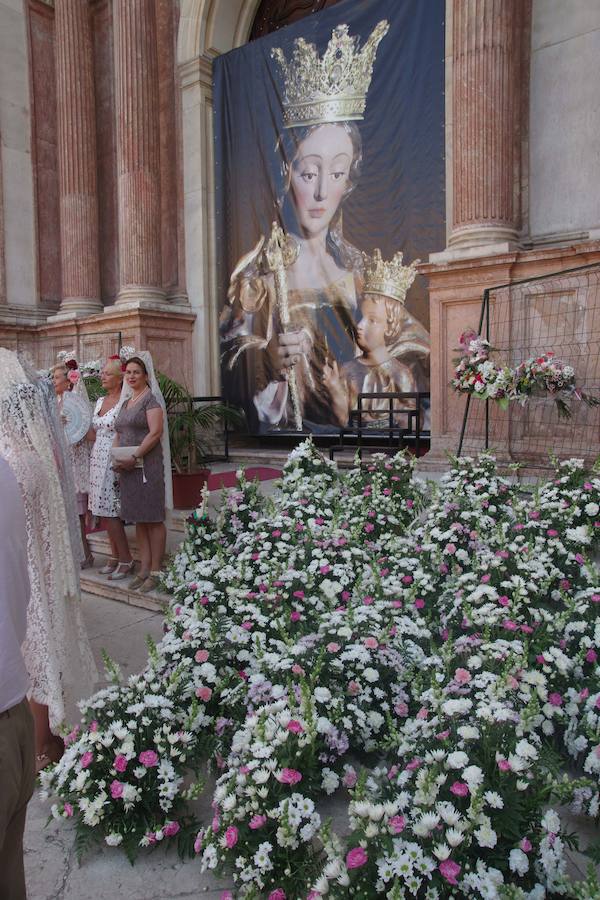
(329, 391, 430, 460)
(456, 260, 600, 457)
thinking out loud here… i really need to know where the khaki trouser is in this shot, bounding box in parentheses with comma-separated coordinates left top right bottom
(0, 698, 35, 900)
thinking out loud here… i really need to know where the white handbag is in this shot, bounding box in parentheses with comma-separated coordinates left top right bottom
(110, 446, 143, 468)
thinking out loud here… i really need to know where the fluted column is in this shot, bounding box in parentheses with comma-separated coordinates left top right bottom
(449, 0, 524, 249)
(55, 0, 102, 315)
(113, 0, 165, 306)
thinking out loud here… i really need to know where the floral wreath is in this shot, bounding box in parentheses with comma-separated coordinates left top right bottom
(452, 329, 599, 419)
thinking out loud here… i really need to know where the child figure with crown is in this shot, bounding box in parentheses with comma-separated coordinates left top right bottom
(342, 249, 431, 425)
(220, 21, 390, 432)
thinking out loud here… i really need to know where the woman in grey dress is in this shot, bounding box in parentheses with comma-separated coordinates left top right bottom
(113, 356, 166, 593)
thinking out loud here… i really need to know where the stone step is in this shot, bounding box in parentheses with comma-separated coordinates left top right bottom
(80, 559, 169, 614)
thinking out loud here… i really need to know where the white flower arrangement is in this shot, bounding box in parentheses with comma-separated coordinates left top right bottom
(42, 442, 600, 896)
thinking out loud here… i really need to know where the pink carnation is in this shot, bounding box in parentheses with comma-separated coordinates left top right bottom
(80, 751, 93, 769)
(450, 781, 469, 797)
(194, 830, 204, 853)
(63, 802, 74, 817)
(196, 686, 213, 702)
(548, 692, 563, 707)
(139, 749, 159, 768)
(224, 825, 238, 848)
(278, 768, 302, 785)
(110, 780, 124, 799)
(346, 847, 368, 869)
(249, 814, 267, 830)
(268, 891, 286, 900)
(163, 821, 180, 837)
(286, 719, 304, 734)
(195, 649, 209, 663)
(389, 815, 406, 834)
(454, 667, 471, 684)
(114, 754, 128, 773)
(439, 859, 461, 885)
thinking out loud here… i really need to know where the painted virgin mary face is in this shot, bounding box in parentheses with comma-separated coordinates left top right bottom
(289, 124, 353, 238)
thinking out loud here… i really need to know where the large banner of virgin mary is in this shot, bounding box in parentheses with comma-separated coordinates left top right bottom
(215, 0, 445, 434)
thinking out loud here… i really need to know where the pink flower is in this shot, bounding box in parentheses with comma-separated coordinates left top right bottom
(63, 802, 74, 817)
(503, 619, 518, 631)
(343, 769, 358, 788)
(195, 649, 209, 663)
(498, 595, 510, 607)
(278, 768, 302, 785)
(319, 564, 331, 574)
(80, 751, 93, 769)
(595, 696, 600, 711)
(406, 757, 422, 771)
(242, 620, 253, 630)
(450, 781, 469, 797)
(547, 529, 559, 537)
(268, 890, 286, 900)
(364, 522, 375, 533)
(498, 758, 512, 772)
(364, 637, 378, 649)
(480, 573, 491, 583)
(436, 730, 450, 740)
(520, 837, 532, 852)
(414, 598, 425, 609)
(402, 575, 413, 585)
(139, 749, 159, 768)
(548, 692, 563, 707)
(346, 847, 368, 869)
(249, 814, 267, 830)
(293, 590, 304, 599)
(286, 719, 304, 734)
(416, 707, 429, 720)
(389, 815, 406, 834)
(163, 821, 180, 837)
(362, 595, 374, 605)
(291, 664, 305, 676)
(64, 726, 79, 746)
(327, 642, 340, 653)
(559, 579, 571, 591)
(110, 780, 124, 799)
(348, 680, 361, 695)
(224, 825, 238, 848)
(454, 667, 471, 684)
(114, 754, 128, 773)
(586, 649, 597, 663)
(445, 543, 457, 555)
(580, 687, 590, 700)
(290, 611, 301, 622)
(220, 893, 233, 900)
(439, 859, 461, 885)
(196, 685, 212, 702)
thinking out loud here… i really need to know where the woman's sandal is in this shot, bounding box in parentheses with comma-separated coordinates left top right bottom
(80, 553, 95, 570)
(108, 560, 136, 581)
(98, 556, 118, 575)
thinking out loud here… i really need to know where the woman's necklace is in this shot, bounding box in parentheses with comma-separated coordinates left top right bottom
(128, 386, 149, 407)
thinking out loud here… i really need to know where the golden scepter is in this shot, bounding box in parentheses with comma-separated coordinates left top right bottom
(264, 221, 302, 431)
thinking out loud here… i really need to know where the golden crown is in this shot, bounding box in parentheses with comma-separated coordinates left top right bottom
(271, 20, 389, 129)
(362, 249, 420, 304)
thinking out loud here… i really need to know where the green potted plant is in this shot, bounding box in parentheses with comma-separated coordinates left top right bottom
(157, 373, 243, 510)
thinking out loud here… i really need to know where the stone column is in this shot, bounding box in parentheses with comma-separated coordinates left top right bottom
(449, 0, 524, 249)
(54, 0, 102, 315)
(0, 139, 6, 305)
(113, 0, 165, 306)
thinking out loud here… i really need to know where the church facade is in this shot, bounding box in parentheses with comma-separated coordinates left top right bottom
(0, 0, 599, 457)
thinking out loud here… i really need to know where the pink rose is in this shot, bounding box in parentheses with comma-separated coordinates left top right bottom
(114, 754, 128, 773)
(195, 649, 209, 663)
(80, 751, 93, 769)
(110, 780, 124, 799)
(346, 847, 368, 869)
(450, 781, 469, 797)
(224, 825, 238, 849)
(139, 749, 159, 768)
(286, 719, 304, 734)
(439, 859, 461, 885)
(389, 815, 406, 834)
(278, 768, 302, 785)
(164, 821, 180, 837)
(249, 814, 267, 830)
(196, 686, 213, 702)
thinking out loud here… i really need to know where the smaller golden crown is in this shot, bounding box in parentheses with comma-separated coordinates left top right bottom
(362, 249, 420, 304)
(271, 20, 389, 129)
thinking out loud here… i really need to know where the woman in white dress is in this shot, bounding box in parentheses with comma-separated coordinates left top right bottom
(87, 356, 133, 579)
(0, 349, 97, 769)
(52, 361, 93, 567)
